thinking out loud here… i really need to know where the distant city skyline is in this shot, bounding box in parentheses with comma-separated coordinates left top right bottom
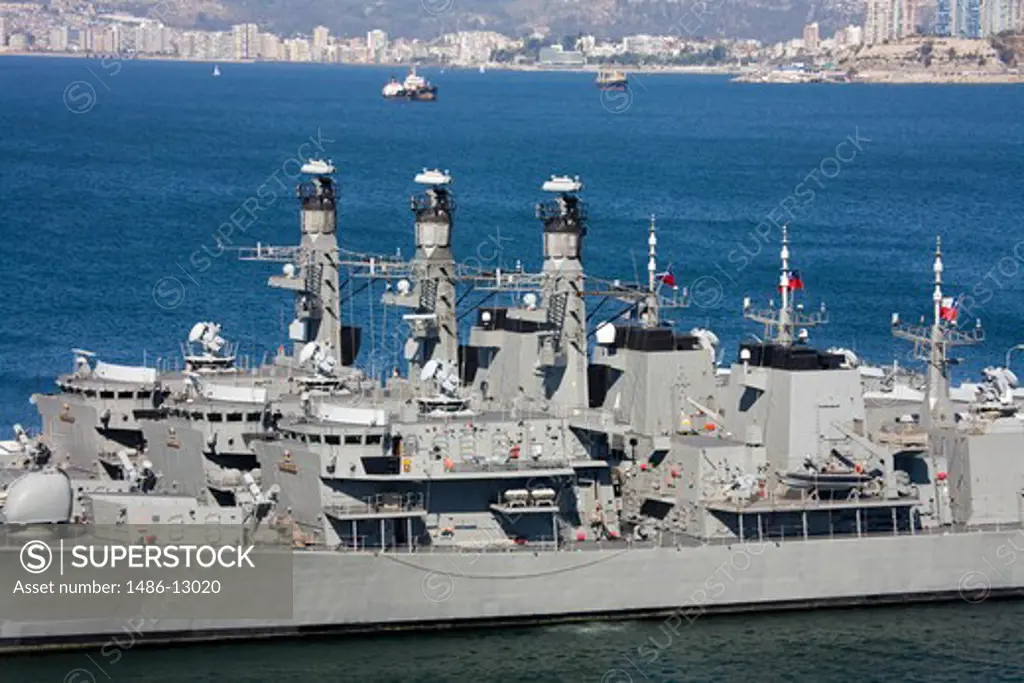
(0, 1, 1020, 67)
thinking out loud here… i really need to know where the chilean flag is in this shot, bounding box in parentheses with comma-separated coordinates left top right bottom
(940, 296, 958, 322)
(657, 271, 677, 287)
(778, 271, 804, 292)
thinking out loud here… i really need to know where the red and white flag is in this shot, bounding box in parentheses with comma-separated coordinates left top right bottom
(940, 296, 958, 322)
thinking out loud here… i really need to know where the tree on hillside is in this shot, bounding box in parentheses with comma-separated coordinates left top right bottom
(990, 35, 1018, 66)
(919, 40, 933, 62)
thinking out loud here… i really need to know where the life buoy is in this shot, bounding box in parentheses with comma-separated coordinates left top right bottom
(854, 463, 864, 474)
(509, 444, 521, 459)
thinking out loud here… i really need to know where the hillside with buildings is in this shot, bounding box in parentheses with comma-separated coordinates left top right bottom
(841, 35, 1019, 80)
(0, 0, 1020, 79)
(1, 0, 866, 43)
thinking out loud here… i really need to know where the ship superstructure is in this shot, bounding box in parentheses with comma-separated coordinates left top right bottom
(382, 67, 438, 101)
(596, 69, 628, 91)
(7, 165, 1024, 651)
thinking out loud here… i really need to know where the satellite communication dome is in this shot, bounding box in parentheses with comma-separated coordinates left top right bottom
(397, 279, 412, 295)
(5, 469, 73, 524)
(595, 322, 616, 345)
(283, 263, 296, 278)
(523, 293, 538, 310)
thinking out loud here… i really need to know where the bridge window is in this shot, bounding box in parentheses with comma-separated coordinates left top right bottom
(138, 390, 151, 399)
(100, 391, 114, 399)
(309, 434, 322, 443)
(246, 412, 262, 422)
(85, 390, 96, 397)
(191, 412, 204, 421)
(208, 413, 223, 422)
(365, 434, 383, 445)
(227, 413, 243, 422)
(325, 435, 341, 445)
(118, 391, 134, 399)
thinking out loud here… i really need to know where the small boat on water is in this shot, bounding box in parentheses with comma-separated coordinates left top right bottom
(596, 69, 627, 90)
(212, 64, 221, 77)
(382, 66, 437, 101)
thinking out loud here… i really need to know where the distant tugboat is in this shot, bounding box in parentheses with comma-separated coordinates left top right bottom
(382, 66, 438, 101)
(212, 64, 221, 77)
(596, 69, 627, 90)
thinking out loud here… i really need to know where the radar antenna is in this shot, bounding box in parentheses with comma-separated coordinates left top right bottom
(184, 322, 236, 372)
(641, 214, 686, 326)
(743, 225, 827, 346)
(891, 237, 983, 428)
(298, 341, 338, 378)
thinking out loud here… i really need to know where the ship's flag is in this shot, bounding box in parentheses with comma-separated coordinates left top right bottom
(657, 271, 677, 287)
(777, 271, 804, 292)
(940, 296, 959, 322)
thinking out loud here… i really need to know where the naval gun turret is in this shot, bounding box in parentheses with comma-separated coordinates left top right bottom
(1, 468, 73, 523)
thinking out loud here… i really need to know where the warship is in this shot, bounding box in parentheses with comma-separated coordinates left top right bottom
(4, 159, 1024, 652)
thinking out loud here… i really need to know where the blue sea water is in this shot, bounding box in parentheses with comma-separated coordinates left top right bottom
(1, 57, 1024, 680)
(2, 58, 1024, 431)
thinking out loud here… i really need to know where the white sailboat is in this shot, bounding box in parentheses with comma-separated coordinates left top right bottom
(212, 64, 221, 77)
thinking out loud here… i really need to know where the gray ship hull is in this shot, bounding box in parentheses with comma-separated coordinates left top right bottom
(3, 529, 1022, 651)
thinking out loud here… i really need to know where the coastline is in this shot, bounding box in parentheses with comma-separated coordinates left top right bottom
(733, 69, 1024, 85)
(4, 50, 1021, 83)
(0, 50, 737, 75)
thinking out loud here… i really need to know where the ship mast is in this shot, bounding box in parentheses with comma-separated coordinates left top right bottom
(892, 237, 984, 429)
(402, 169, 459, 385)
(644, 214, 660, 327)
(536, 175, 589, 409)
(238, 159, 345, 364)
(743, 226, 827, 346)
